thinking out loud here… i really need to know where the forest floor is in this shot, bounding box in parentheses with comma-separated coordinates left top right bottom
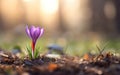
(0, 49, 120, 75)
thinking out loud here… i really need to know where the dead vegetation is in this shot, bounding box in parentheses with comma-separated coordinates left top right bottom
(0, 48, 120, 75)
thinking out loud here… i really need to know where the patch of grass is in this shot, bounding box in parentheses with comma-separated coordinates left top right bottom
(0, 37, 120, 56)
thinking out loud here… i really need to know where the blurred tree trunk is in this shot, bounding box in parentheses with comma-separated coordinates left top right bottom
(0, 0, 5, 31)
(90, 0, 117, 38)
(58, 0, 66, 34)
(90, 0, 107, 33)
(114, 0, 120, 34)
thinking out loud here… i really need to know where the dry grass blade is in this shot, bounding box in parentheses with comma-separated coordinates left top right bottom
(96, 45, 101, 54)
(96, 42, 108, 55)
(95, 43, 108, 60)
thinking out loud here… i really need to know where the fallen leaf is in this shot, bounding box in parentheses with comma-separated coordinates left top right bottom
(83, 54, 90, 60)
(48, 63, 58, 72)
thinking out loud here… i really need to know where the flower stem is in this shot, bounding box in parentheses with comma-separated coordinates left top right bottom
(31, 41, 35, 58)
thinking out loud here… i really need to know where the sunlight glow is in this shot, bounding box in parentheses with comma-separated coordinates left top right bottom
(40, 0, 59, 14)
(23, 0, 33, 2)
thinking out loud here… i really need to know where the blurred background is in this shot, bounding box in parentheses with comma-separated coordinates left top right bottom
(0, 0, 120, 56)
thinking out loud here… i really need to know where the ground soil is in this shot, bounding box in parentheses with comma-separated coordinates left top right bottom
(0, 50, 120, 75)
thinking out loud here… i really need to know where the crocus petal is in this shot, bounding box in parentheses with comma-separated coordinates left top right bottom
(25, 25, 31, 37)
(33, 27, 40, 42)
(26, 25, 44, 43)
(40, 28, 44, 37)
(30, 26, 36, 39)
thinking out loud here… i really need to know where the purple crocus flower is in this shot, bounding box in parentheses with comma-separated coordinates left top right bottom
(26, 25, 44, 56)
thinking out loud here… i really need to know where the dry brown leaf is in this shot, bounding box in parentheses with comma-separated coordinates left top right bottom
(48, 63, 58, 72)
(83, 54, 90, 60)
